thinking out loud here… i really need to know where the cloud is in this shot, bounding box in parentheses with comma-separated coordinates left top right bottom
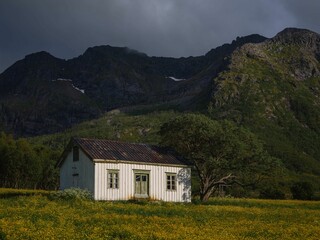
(279, 0, 320, 31)
(0, 0, 319, 73)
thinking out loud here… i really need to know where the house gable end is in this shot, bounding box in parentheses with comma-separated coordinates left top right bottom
(56, 138, 94, 168)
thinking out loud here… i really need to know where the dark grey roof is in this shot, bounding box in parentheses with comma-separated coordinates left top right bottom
(70, 138, 189, 166)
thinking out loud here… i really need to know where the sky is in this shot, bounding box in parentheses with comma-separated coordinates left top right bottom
(0, 0, 320, 73)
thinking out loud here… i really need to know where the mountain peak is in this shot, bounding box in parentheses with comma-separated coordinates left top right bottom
(271, 27, 320, 47)
(24, 51, 58, 61)
(277, 27, 316, 35)
(205, 34, 267, 59)
(82, 45, 148, 58)
(232, 34, 268, 45)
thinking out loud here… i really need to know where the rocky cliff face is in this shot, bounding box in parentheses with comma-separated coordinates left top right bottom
(2, 28, 319, 141)
(0, 34, 266, 136)
(211, 28, 320, 174)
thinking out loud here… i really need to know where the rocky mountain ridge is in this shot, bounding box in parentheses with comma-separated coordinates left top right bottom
(0, 33, 266, 136)
(1, 28, 319, 139)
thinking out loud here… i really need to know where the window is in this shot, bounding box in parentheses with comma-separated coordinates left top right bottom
(73, 146, 79, 162)
(166, 173, 176, 191)
(108, 170, 119, 189)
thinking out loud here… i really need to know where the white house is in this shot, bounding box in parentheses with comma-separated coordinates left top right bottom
(57, 138, 192, 202)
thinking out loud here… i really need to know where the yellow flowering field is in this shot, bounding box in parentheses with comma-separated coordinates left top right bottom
(0, 190, 319, 239)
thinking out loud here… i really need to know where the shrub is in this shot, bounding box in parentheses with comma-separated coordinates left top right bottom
(0, 230, 6, 240)
(291, 182, 314, 200)
(49, 188, 93, 201)
(259, 187, 286, 199)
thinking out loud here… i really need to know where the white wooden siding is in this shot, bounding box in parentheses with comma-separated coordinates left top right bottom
(59, 149, 94, 193)
(94, 162, 191, 202)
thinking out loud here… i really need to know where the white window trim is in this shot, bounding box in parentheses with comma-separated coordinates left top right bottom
(166, 173, 177, 191)
(107, 170, 119, 189)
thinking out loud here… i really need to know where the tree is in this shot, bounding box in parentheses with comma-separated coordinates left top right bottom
(291, 182, 314, 200)
(160, 114, 278, 201)
(0, 132, 59, 190)
(34, 145, 60, 190)
(0, 132, 22, 188)
(259, 186, 285, 199)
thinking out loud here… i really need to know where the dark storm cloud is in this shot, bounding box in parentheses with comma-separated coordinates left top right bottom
(279, 1, 320, 32)
(0, 0, 319, 73)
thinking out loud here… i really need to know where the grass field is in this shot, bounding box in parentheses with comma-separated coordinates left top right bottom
(0, 189, 319, 240)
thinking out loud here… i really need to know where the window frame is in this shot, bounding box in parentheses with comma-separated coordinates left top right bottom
(166, 173, 177, 191)
(107, 170, 119, 189)
(73, 146, 79, 162)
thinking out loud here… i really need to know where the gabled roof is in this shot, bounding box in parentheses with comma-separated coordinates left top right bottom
(58, 138, 190, 167)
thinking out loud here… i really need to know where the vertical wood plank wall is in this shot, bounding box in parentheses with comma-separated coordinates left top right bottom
(94, 162, 191, 202)
(59, 149, 94, 193)
(60, 149, 191, 202)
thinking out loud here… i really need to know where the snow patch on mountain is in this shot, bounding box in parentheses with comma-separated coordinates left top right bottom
(52, 78, 85, 93)
(167, 76, 186, 81)
(72, 84, 85, 94)
(53, 78, 72, 82)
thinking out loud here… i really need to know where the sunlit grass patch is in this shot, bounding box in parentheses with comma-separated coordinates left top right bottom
(0, 189, 319, 239)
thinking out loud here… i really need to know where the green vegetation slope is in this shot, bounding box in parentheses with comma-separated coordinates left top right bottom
(210, 28, 320, 186)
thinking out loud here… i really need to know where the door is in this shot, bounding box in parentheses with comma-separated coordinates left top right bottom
(135, 173, 149, 198)
(72, 174, 79, 187)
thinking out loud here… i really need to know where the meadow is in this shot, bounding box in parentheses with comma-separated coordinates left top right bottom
(0, 189, 319, 239)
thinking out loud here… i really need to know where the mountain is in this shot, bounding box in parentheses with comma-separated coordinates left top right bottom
(210, 28, 320, 177)
(0, 52, 101, 136)
(0, 34, 266, 136)
(2, 27, 320, 194)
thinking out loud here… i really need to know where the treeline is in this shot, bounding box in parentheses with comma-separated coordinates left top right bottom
(0, 133, 60, 190)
